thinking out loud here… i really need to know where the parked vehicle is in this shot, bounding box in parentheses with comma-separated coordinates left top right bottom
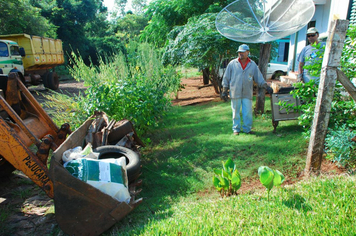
(0, 72, 143, 235)
(0, 34, 64, 90)
(267, 62, 288, 80)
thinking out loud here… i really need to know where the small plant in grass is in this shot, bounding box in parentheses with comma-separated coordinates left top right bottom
(258, 166, 285, 201)
(213, 158, 241, 197)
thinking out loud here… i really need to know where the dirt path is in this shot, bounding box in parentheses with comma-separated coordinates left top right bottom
(172, 77, 220, 106)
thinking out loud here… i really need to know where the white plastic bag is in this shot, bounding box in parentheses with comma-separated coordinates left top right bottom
(62, 143, 99, 163)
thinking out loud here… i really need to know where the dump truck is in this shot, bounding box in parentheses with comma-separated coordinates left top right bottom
(0, 33, 64, 90)
(0, 72, 143, 235)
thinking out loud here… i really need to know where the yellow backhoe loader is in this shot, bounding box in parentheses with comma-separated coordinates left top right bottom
(0, 72, 143, 235)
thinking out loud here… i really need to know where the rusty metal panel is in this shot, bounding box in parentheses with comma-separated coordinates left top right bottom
(271, 93, 300, 122)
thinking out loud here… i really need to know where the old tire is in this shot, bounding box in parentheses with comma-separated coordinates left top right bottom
(0, 155, 15, 178)
(44, 72, 59, 90)
(93, 145, 141, 183)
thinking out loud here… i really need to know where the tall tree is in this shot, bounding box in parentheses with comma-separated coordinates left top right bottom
(113, 14, 148, 43)
(141, 0, 234, 47)
(131, 0, 147, 14)
(33, 0, 110, 63)
(0, 0, 56, 37)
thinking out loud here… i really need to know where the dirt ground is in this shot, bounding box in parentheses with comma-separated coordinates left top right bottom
(172, 77, 220, 106)
(0, 77, 347, 235)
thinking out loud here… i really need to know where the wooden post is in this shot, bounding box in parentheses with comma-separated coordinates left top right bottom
(337, 69, 356, 101)
(255, 43, 271, 115)
(305, 19, 349, 176)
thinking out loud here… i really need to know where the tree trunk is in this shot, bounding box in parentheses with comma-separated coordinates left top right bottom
(211, 74, 220, 94)
(255, 43, 271, 115)
(202, 67, 210, 85)
(305, 19, 348, 176)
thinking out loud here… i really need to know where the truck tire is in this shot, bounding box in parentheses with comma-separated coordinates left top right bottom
(42, 72, 48, 88)
(93, 145, 141, 183)
(0, 155, 15, 178)
(44, 72, 59, 90)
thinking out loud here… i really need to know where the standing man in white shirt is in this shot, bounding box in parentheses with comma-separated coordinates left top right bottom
(222, 44, 273, 135)
(297, 27, 326, 83)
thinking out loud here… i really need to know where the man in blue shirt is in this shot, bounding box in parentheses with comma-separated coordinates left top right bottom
(297, 27, 325, 83)
(222, 44, 273, 135)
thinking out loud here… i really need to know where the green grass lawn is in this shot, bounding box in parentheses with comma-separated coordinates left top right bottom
(109, 98, 355, 235)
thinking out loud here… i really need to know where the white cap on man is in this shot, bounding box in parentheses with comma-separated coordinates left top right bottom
(237, 44, 250, 52)
(306, 27, 319, 34)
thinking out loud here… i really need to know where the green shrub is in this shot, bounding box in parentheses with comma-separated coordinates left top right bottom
(325, 124, 356, 168)
(66, 42, 182, 134)
(278, 25, 356, 136)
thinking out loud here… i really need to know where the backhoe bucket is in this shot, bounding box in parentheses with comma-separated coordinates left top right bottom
(50, 117, 142, 236)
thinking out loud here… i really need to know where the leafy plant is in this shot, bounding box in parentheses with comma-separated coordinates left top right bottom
(278, 25, 356, 138)
(213, 158, 241, 197)
(66, 41, 182, 135)
(258, 166, 285, 201)
(303, 42, 326, 78)
(325, 124, 356, 168)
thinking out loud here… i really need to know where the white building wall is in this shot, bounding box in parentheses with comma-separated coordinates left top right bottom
(287, 0, 350, 72)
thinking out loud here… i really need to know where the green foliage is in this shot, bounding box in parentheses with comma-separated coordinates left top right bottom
(112, 14, 148, 43)
(34, 0, 110, 64)
(278, 25, 356, 138)
(258, 166, 285, 201)
(39, 90, 87, 130)
(68, 42, 182, 135)
(258, 166, 275, 190)
(0, 0, 57, 37)
(140, 14, 171, 48)
(141, 0, 231, 47)
(340, 25, 356, 79)
(303, 42, 325, 78)
(277, 80, 318, 136)
(213, 158, 241, 196)
(325, 124, 356, 168)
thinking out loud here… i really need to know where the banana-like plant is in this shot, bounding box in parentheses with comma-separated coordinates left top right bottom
(213, 158, 241, 197)
(258, 166, 285, 201)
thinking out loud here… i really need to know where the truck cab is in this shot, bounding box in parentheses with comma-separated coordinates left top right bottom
(0, 40, 25, 75)
(0, 34, 64, 90)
